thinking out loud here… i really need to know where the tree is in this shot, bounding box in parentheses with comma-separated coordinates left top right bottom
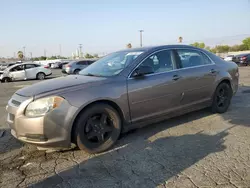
(190, 42, 205, 49)
(32, 57, 39, 61)
(47, 56, 57, 60)
(214, 45, 230, 53)
(93, 54, 99, 58)
(17, 51, 24, 60)
(39, 56, 47, 60)
(178, 36, 183, 43)
(126, 43, 132, 48)
(242, 37, 250, 50)
(85, 53, 94, 59)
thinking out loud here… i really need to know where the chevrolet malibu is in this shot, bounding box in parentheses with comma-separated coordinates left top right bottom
(6, 45, 239, 153)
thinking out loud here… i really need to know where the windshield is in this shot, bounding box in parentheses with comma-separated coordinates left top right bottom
(79, 51, 144, 77)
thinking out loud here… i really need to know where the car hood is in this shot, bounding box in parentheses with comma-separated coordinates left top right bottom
(16, 75, 108, 97)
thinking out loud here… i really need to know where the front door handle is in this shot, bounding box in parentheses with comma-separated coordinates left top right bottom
(172, 75, 181, 81)
(210, 69, 217, 74)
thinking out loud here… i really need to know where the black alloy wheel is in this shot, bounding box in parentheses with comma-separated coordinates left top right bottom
(74, 104, 121, 153)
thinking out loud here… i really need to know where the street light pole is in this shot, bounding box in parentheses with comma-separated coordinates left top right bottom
(79, 44, 82, 58)
(44, 49, 46, 57)
(139, 30, 144, 47)
(23, 46, 26, 60)
(59, 44, 62, 57)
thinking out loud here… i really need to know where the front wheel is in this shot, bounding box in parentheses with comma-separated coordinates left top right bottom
(74, 104, 122, 153)
(1, 77, 11, 83)
(211, 82, 232, 113)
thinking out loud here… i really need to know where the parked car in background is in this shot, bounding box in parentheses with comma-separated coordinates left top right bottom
(233, 53, 250, 66)
(0, 62, 16, 71)
(62, 59, 97, 74)
(0, 63, 52, 82)
(224, 55, 235, 62)
(58, 62, 70, 69)
(6, 45, 238, 153)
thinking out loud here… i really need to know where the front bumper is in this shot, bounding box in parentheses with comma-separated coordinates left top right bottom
(6, 93, 78, 148)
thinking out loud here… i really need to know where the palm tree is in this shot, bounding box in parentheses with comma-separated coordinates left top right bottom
(17, 51, 24, 60)
(178, 37, 183, 43)
(127, 43, 132, 48)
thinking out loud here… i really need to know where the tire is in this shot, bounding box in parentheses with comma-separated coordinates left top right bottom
(74, 69, 81, 74)
(74, 104, 122, 153)
(1, 77, 11, 83)
(36, 72, 45, 80)
(211, 82, 232, 113)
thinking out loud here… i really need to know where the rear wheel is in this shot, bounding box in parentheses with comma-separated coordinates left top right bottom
(73, 104, 122, 153)
(36, 72, 45, 80)
(211, 82, 232, 113)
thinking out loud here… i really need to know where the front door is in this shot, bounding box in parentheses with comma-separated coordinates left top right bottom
(127, 49, 182, 123)
(174, 49, 217, 107)
(9, 65, 25, 80)
(25, 64, 37, 79)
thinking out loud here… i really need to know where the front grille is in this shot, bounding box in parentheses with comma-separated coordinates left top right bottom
(11, 99, 21, 107)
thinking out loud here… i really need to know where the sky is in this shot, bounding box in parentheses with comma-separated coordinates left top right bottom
(0, 0, 250, 57)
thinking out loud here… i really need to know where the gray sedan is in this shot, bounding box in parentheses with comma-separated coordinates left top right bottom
(6, 45, 239, 153)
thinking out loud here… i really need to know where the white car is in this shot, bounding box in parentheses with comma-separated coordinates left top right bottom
(224, 55, 235, 61)
(0, 63, 52, 83)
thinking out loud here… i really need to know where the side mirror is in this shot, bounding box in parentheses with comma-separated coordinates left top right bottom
(132, 65, 154, 77)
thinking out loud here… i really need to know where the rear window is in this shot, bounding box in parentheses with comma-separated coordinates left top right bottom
(76, 61, 88, 65)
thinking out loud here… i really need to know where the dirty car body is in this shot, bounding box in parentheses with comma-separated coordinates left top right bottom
(6, 45, 239, 152)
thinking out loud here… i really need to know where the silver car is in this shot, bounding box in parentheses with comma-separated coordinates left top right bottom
(0, 63, 52, 82)
(6, 45, 239, 153)
(62, 59, 97, 74)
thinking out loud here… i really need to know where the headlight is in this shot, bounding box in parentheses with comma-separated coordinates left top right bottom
(25, 96, 64, 117)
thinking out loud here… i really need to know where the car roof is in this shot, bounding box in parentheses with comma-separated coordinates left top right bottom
(117, 44, 203, 53)
(235, 53, 250, 57)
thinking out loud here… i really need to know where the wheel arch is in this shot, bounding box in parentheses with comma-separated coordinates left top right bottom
(70, 99, 125, 143)
(36, 72, 45, 76)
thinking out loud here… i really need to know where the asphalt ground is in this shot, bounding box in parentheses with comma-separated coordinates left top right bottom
(0, 68, 250, 188)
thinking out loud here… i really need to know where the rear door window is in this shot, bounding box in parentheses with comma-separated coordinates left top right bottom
(77, 61, 88, 65)
(25, 64, 36, 69)
(176, 49, 212, 68)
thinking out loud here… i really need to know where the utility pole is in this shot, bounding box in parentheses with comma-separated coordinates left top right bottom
(44, 49, 46, 57)
(23, 46, 26, 59)
(59, 44, 62, 57)
(29, 52, 32, 59)
(139, 30, 144, 47)
(78, 44, 82, 58)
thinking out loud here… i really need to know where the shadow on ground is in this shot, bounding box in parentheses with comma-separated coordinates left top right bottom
(1, 86, 249, 187)
(221, 85, 250, 127)
(32, 130, 228, 188)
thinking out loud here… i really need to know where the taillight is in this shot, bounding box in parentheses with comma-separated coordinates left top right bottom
(44, 65, 49, 68)
(241, 56, 247, 60)
(66, 64, 71, 67)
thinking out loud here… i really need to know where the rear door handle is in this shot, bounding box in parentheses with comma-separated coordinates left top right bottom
(172, 75, 181, 81)
(210, 69, 217, 74)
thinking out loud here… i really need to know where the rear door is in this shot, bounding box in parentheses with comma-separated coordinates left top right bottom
(174, 49, 217, 107)
(24, 64, 37, 79)
(9, 65, 25, 80)
(127, 49, 182, 123)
